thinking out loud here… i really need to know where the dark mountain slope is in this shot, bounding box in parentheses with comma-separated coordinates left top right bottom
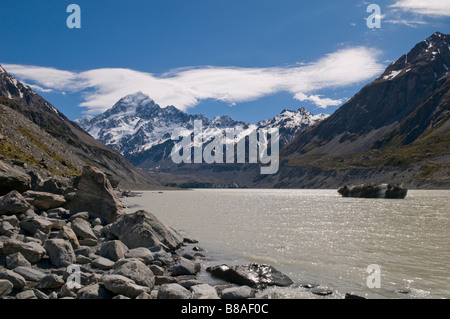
(261, 32, 450, 189)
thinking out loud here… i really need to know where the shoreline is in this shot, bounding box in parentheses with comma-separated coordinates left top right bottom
(1, 166, 333, 300)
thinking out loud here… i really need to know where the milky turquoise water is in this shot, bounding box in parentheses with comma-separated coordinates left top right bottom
(124, 189, 450, 299)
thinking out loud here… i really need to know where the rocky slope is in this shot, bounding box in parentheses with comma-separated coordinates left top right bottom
(257, 32, 450, 189)
(0, 66, 158, 189)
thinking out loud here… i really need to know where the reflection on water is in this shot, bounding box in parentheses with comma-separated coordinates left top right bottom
(124, 189, 450, 299)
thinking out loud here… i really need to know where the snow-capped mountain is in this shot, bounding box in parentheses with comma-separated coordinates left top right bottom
(258, 108, 328, 146)
(76, 91, 328, 166)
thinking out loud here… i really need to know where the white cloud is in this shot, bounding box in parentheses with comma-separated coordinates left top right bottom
(384, 19, 428, 28)
(390, 0, 450, 17)
(294, 93, 345, 109)
(2, 64, 80, 90)
(2, 46, 384, 114)
(26, 84, 54, 93)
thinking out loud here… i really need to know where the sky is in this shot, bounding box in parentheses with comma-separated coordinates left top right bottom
(0, 0, 449, 123)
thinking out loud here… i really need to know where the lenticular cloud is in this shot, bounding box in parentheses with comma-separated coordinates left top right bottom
(2, 46, 384, 113)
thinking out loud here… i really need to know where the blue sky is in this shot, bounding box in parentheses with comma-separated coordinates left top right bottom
(1, 0, 449, 123)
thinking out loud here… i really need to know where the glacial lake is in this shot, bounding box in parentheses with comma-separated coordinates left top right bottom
(123, 189, 450, 299)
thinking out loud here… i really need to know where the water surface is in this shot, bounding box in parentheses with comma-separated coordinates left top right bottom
(124, 189, 450, 299)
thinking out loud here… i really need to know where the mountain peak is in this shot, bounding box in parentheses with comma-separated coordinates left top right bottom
(380, 32, 449, 82)
(120, 91, 153, 104)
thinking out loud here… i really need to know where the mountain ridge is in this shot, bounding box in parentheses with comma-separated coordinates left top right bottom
(0, 66, 158, 189)
(77, 92, 328, 168)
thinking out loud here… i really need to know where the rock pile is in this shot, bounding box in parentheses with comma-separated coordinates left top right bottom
(0, 165, 296, 299)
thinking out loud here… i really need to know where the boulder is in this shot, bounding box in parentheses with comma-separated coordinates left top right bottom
(92, 218, 102, 227)
(58, 283, 79, 298)
(76, 255, 92, 264)
(19, 216, 53, 235)
(77, 283, 112, 299)
(15, 289, 37, 299)
(47, 218, 66, 230)
(112, 259, 155, 289)
(92, 257, 115, 270)
(98, 240, 128, 262)
(2, 215, 19, 227)
(338, 183, 408, 199)
(23, 190, 66, 210)
(13, 266, 47, 282)
(221, 286, 255, 299)
(79, 238, 98, 246)
(157, 283, 191, 299)
(70, 218, 97, 240)
(136, 292, 152, 299)
(311, 286, 333, 296)
(150, 246, 173, 265)
(70, 166, 125, 224)
(6, 252, 32, 269)
(0, 269, 27, 289)
(155, 276, 179, 286)
(102, 274, 150, 299)
(149, 265, 165, 276)
(68, 211, 89, 222)
(36, 274, 65, 290)
(124, 247, 154, 265)
(0, 161, 31, 196)
(0, 221, 15, 236)
(206, 264, 293, 289)
(0, 279, 13, 298)
(109, 210, 182, 250)
(2, 239, 46, 263)
(170, 257, 201, 276)
(190, 284, 219, 299)
(344, 293, 366, 299)
(44, 238, 76, 267)
(57, 226, 80, 249)
(32, 288, 49, 300)
(0, 191, 31, 215)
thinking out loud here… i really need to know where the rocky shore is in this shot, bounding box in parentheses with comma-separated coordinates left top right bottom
(1, 163, 306, 300)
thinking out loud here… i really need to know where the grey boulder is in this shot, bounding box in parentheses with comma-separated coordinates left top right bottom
(0, 161, 31, 196)
(23, 190, 66, 211)
(44, 238, 76, 267)
(6, 252, 31, 269)
(98, 240, 128, 262)
(124, 247, 154, 265)
(190, 284, 219, 299)
(170, 257, 201, 276)
(0, 279, 13, 298)
(70, 218, 97, 240)
(2, 239, 46, 263)
(36, 274, 65, 290)
(206, 263, 293, 289)
(102, 274, 150, 299)
(109, 210, 182, 250)
(0, 191, 31, 215)
(221, 286, 255, 299)
(112, 259, 155, 289)
(157, 283, 191, 299)
(0, 269, 27, 289)
(13, 266, 47, 282)
(70, 166, 125, 224)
